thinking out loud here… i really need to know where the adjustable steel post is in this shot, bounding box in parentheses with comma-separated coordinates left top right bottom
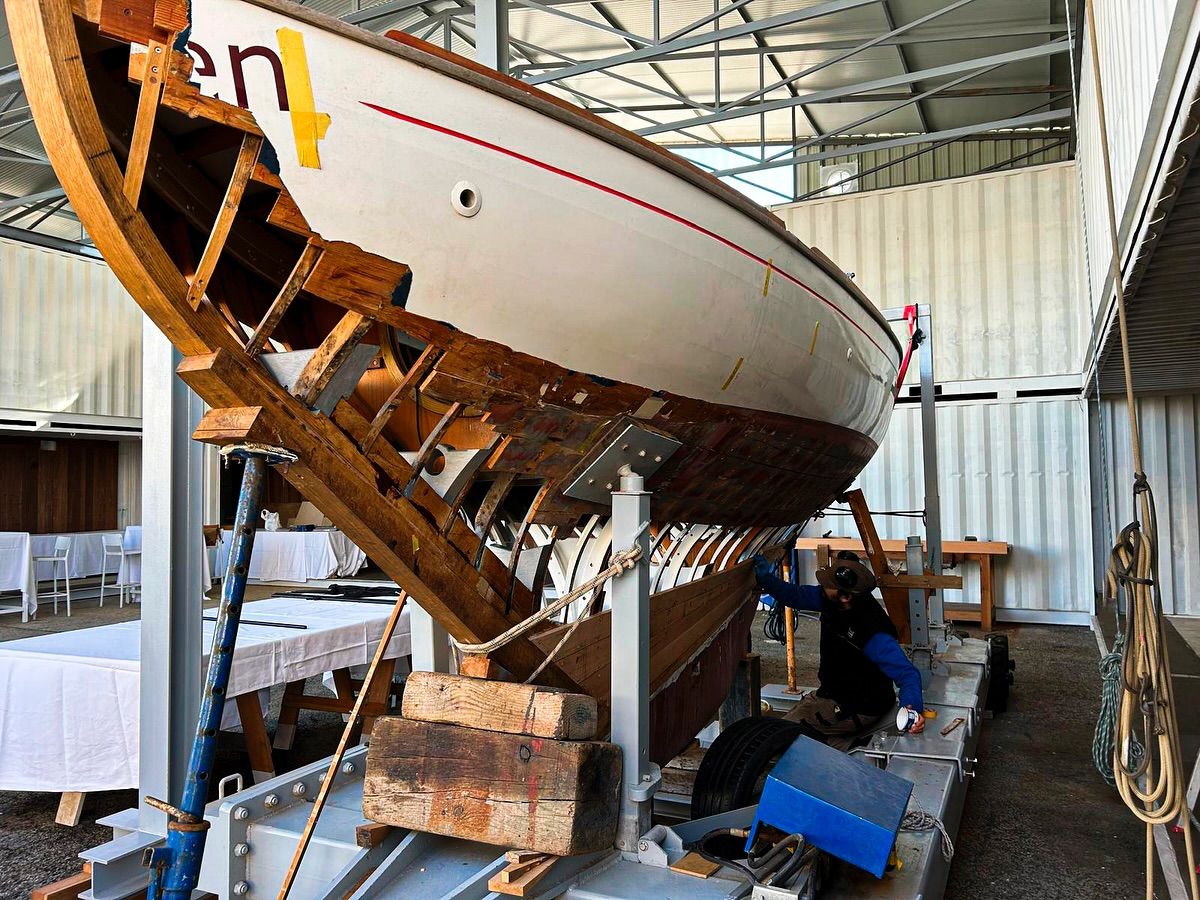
(610, 465, 659, 854)
(144, 444, 296, 900)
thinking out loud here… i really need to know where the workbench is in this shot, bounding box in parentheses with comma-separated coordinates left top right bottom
(794, 537, 1010, 631)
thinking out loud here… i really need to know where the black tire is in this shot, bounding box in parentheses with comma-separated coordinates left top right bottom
(985, 632, 1015, 713)
(691, 716, 807, 819)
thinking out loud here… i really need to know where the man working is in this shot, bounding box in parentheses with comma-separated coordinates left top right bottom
(753, 552, 926, 749)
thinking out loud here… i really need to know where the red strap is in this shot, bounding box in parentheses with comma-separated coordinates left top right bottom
(892, 305, 919, 400)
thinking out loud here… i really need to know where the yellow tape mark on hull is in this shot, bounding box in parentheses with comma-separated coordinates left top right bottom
(809, 321, 821, 355)
(276, 27, 331, 169)
(721, 356, 745, 391)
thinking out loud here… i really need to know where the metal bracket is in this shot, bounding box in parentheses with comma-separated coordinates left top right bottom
(564, 420, 681, 504)
(628, 763, 663, 802)
(852, 747, 978, 782)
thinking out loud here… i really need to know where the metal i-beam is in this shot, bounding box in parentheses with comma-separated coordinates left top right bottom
(525, 0, 882, 85)
(341, 0, 456, 26)
(511, 0, 653, 47)
(716, 108, 1071, 176)
(637, 38, 1071, 137)
(510, 23, 1071, 72)
(475, 0, 510, 74)
(0, 187, 66, 213)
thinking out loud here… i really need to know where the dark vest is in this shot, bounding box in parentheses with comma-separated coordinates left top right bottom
(816, 593, 899, 716)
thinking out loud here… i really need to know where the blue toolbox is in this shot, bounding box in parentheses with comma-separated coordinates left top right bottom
(746, 735, 913, 878)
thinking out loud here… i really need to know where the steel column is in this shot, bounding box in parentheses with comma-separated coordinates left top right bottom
(916, 305, 944, 626)
(610, 467, 657, 854)
(475, 0, 510, 75)
(410, 601, 451, 672)
(138, 323, 205, 837)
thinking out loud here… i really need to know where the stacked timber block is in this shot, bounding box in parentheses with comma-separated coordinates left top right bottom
(363, 672, 621, 857)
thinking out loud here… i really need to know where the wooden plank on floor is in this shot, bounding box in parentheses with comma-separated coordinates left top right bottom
(55, 791, 85, 827)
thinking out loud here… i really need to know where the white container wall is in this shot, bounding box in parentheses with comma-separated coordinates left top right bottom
(1097, 394, 1200, 616)
(776, 162, 1086, 384)
(0, 236, 142, 418)
(802, 398, 1094, 622)
(1076, 0, 1192, 317)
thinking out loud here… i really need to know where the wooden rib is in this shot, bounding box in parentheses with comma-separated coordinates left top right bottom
(473, 472, 518, 569)
(528, 526, 559, 607)
(505, 482, 552, 615)
(184, 132, 263, 310)
(292, 309, 375, 406)
(246, 240, 322, 358)
(123, 36, 170, 206)
(403, 401, 463, 498)
(361, 344, 441, 453)
(844, 488, 910, 642)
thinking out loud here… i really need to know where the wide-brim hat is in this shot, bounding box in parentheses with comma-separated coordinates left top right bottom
(815, 559, 878, 594)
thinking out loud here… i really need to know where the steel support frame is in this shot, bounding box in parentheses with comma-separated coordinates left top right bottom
(882, 304, 943, 628)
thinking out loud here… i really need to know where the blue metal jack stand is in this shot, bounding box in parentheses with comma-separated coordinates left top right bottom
(143, 444, 296, 900)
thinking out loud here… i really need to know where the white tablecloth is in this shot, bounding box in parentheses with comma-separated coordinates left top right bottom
(30, 531, 115, 582)
(0, 595, 411, 792)
(216, 529, 367, 583)
(0, 532, 35, 616)
(117, 525, 214, 594)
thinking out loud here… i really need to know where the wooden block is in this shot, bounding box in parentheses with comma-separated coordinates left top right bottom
(488, 854, 556, 896)
(55, 791, 85, 827)
(32, 864, 91, 900)
(401, 671, 597, 740)
(459, 653, 501, 680)
(355, 822, 393, 848)
(669, 852, 721, 879)
(363, 718, 620, 856)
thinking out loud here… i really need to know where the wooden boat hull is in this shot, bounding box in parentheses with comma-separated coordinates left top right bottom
(9, 0, 897, 762)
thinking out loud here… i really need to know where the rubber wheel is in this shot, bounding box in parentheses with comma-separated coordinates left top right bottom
(985, 632, 1015, 713)
(690, 716, 807, 819)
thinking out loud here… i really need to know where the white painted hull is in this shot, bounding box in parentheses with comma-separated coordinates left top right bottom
(186, 0, 899, 446)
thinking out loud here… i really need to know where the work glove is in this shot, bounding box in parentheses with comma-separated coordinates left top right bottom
(752, 554, 774, 585)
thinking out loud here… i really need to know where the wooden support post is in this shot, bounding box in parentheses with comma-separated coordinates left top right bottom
(785, 607, 798, 694)
(292, 309, 375, 406)
(359, 657, 397, 736)
(844, 489, 910, 642)
(719, 652, 761, 728)
(978, 554, 995, 632)
(123, 36, 171, 206)
(273, 679, 305, 750)
(361, 344, 442, 453)
(185, 132, 263, 309)
(235, 691, 276, 783)
(55, 791, 85, 827)
(246, 241, 323, 358)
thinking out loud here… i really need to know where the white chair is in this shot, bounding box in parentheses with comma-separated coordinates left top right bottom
(33, 536, 72, 616)
(100, 533, 126, 608)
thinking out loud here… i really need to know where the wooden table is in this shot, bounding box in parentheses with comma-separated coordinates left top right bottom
(793, 538, 1010, 631)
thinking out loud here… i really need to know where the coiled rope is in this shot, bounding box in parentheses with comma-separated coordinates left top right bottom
(1082, 2, 1198, 896)
(455, 544, 642, 683)
(901, 804, 954, 862)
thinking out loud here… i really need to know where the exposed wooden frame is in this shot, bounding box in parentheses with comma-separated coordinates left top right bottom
(123, 36, 171, 206)
(246, 240, 322, 358)
(184, 131, 263, 309)
(402, 401, 463, 497)
(292, 309, 375, 406)
(361, 343, 441, 452)
(472, 471, 517, 568)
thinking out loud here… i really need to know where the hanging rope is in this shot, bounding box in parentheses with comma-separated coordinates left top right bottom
(455, 544, 642, 659)
(901, 802, 954, 862)
(1082, 3, 1198, 897)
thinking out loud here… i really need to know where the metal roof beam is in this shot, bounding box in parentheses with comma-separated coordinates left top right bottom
(715, 108, 1071, 176)
(510, 22, 1070, 72)
(0, 187, 66, 213)
(525, 0, 883, 85)
(879, 0, 929, 132)
(637, 38, 1071, 137)
(341, 0, 457, 26)
(510, 0, 653, 46)
(661, 0, 754, 43)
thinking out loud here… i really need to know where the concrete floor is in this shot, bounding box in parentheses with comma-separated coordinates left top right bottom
(0, 594, 1171, 899)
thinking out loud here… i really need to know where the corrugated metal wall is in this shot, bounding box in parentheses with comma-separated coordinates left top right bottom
(1097, 394, 1200, 615)
(800, 399, 1094, 618)
(1076, 0, 1187, 315)
(791, 138, 1071, 199)
(0, 236, 142, 418)
(777, 162, 1086, 383)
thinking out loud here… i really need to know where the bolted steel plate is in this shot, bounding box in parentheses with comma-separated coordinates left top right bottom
(563, 421, 682, 504)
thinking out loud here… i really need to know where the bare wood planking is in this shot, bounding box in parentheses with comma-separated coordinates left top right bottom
(355, 822, 393, 849)
(246, 241, 323, 358)
(292, 309, 375, 406)
(490, 854, 557, 896)
(363, 718, 620, 856)
(402, 401, 463, 498)
(361, 343, 441, 453)
(401, 671, 597, 740)
(472, 471, 517, 568)
(184, 132, 263, 310)
(122, 36, 170, 205)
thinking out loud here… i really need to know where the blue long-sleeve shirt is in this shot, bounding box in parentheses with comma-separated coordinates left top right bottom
(760, 572, 924, 711)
